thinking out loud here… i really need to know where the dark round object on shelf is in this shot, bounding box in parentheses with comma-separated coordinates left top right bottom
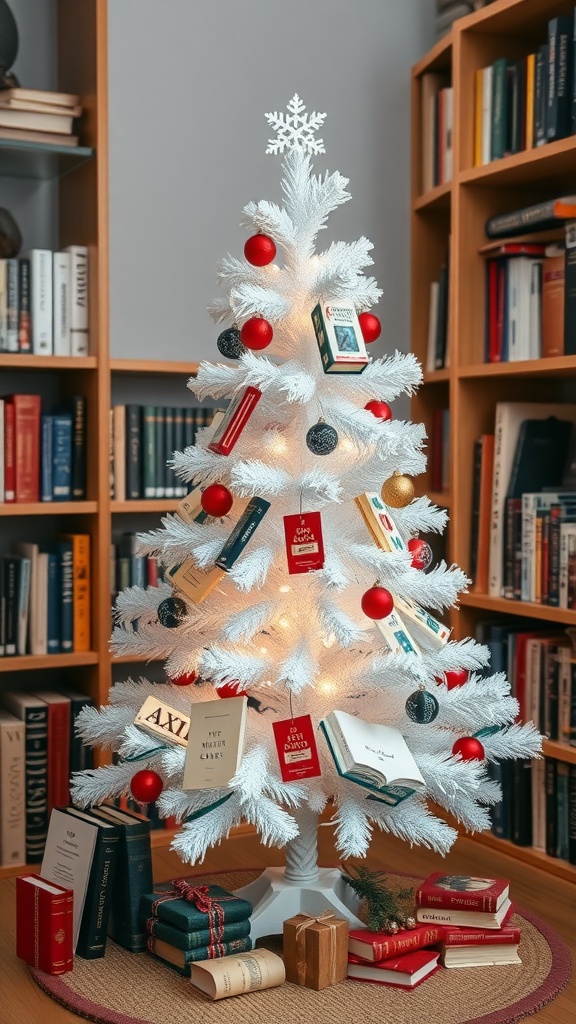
(157, 596, 187, 628)
(0, 207, 22, 257)
(217, 326, 245, 360)
(405, 688, 439, 724)
(306, 420, 339, 456)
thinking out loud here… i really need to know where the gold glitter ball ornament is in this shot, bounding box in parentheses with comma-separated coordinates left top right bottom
(381, 471, 414, 507)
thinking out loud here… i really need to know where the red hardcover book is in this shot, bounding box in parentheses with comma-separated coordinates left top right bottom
(416, 872, 509, 913)
(207, 386, 261, 456)
(4, 394, 41, 502)
(441, 924, 521, 947)
(4, 399, 15, 502)
(348, 923, 444, 963)
(347, 949, 439, 989)
(16, 873, 73, 974)
(146, 557, 159, 587)
(33, 692, 71, 811)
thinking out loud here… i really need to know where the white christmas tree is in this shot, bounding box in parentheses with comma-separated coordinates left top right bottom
(72, 97, 541, 937)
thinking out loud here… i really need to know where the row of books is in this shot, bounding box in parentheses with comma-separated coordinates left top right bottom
(0, 246, 88, 356)
(425, 255, 450, 370)
(420, 76, 453, 192)
(430, 408, 450, 493)
(474, 14, 576, 167)
(0, 535, 90, 657)
(111, 534, 163, 602)
(0, 86, 82, 149)
(110, 404, 215, 501)
(468, 401, 576, 601)
(0, 393, 86, 503)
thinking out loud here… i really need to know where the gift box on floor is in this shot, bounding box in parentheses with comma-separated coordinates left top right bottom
(283, 911, 349, 990)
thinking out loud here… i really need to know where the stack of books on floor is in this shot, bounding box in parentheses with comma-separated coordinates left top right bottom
(347, 921, 441, 988)
(141, 881, 253, 976)
(0, 88, 82, 147)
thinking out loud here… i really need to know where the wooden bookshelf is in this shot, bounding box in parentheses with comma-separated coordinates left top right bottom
(412, 0, 576, 883)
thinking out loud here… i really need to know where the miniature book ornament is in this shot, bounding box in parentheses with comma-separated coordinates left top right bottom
(312, 301, 369, 373)
(183, 696, 247, 790)
(134, 696, 191, 747)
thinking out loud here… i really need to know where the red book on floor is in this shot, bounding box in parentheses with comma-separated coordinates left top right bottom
(442, 924, 521, 946)
(4, 394, 41, 502)
(16, 873, 73, 975)
(347, 949, 440, 988)
(416, 872, 509, 913)
(348, 922, 444, 962)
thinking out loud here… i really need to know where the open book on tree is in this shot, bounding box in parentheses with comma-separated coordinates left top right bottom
(319, 710, 425, 805)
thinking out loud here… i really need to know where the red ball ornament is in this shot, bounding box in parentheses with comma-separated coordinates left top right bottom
(364, 400, 392, 422)
(130, 769, 163, 803)
(201, 483, 233, 517)
(216, 681, 249, 699)
(361, 585, 394, 620)
(437, 668, 469, 690)
(358, 311, 381, 344)
(452, 736, 485, 761)
(407, 537, 433, 571)
(169, 671, 198, 687)
(244, 233, 277, 267)
(241, 316, 273, 350)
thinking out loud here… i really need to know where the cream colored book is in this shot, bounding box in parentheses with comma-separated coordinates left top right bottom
(134, 696, 190, 748)
(0, 710, 25, 867)
(183, 697, 247, 791)
(190, 948, 285, 1000)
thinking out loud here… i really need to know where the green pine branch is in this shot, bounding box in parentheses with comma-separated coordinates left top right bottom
(341, 863, 414, 932)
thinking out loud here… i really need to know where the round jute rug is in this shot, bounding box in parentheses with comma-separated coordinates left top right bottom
(28, 869, 571, 1024)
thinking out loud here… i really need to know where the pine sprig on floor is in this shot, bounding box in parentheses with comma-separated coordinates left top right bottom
(341, 863, 415, 933)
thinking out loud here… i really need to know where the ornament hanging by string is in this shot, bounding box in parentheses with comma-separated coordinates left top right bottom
(358, 311, 381, 343)
(244, 233, 277, 266)
(435, 668, 469, 690)
(217, 324, 245, 359)
(452, 736, 485, 760)
(130, 769, 163, 804)
(157, 596, 187, 629)
(361, 585, 394, 619)
(407, 537, 433, 570)
(364, 399, 392, 421)
(405, 685, 439, 724)
(283, 511, 325, 573)
(201, 483, 233, 517)
(306, 420, 339, 455)
(241, 315, 273, 350)
(169, 671, 198, 687)
(381, 471, 415, 508)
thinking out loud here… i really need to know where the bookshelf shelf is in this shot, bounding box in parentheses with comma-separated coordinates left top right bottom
(472, 831, 576, 885)
(427, 489, 452, 508)
(0, 652, 99, 673)
(459, 134, 576, 187)
(0, 355, 97, 370)
(457, 357, 576, 379)
(459, 594, 576, 625)
(0, 139, 95, 181)
(110, 359, 200, 376)
(422, 368, 451, 384)
(413, 181, 452, 211)
(412, 31, 452, 77)
(542, 740, 576, 766)
(112, 653, 164, 664)
(0, 502, 98, 516)
(111, 500, 179, 514)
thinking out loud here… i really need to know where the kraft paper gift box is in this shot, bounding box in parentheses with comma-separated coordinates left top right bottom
(283, 911, 349, 990)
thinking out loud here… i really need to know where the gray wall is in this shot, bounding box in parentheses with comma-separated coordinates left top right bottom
(108, 0, 435, 363)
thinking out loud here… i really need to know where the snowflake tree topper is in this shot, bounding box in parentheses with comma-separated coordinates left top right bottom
(265, 94, 326, 155)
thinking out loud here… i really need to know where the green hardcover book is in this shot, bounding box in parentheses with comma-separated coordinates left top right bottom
(146, 915, 251, 952)
(491, 57, 509, 160)
(142, 404, 156, 499)
(154, 406, 165, 498)
(140, 882, 252, 932)
(64, 807, 120, 959)
(148, 935, 252, 976)
(90, 804, 153, 952)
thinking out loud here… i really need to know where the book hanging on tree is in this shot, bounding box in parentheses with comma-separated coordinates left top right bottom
(311, 301, 369, 373)
(183, 697, 248, 790)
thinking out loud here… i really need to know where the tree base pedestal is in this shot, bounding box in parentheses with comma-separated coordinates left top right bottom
(234, 866, 363, 941)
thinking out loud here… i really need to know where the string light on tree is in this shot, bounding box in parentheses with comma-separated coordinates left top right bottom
(130, 769, 163, 804)
(201, 483, 233, 517)
(381, 471, 415, 508)
(241, 316, 273, 350)
(244, 233, 277, 266)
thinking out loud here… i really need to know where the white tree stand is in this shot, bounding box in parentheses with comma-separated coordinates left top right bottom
(234, 807, 363, 940)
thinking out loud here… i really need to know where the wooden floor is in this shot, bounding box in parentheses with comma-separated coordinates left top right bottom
(1, 825, 573, 1024)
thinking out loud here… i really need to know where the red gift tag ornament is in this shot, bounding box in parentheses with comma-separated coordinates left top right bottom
(272, 715, 322, 782)
(283, 511, 325, 574)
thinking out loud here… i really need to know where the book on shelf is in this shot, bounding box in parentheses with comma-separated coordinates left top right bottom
(0, 709, 25, 867)
(1, 394, 87, 505)
(470, 434, 494, 592)
(31, 692, 71, 811)
(0, 691, 48, 862)
(486, 198, 576, 240)
(182, 695, 248, 790)
(0, 87, 80, 110)
(319, 709, 425, 804)
(348, 922, 444, 963)
(0, 126, 79, 146)
(16, 874, 73, 975)
(347, 949, 439, 988)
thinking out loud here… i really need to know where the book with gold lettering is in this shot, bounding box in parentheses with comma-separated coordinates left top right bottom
(183, 697, 248, 790)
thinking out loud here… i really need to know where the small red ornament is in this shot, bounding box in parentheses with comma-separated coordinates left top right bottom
(452, 736, 485, 761)
(244, 233, 277, 267)
(358, 311, 381, 344)
(436, 668, 469, 690)
(201, 483, 233, 517)
(241, 316, 273, 350)
(364, 400, 392, 422)
(169, 671, 198, 687)
(407, 537, 433, 571)
(130, 769, 163, 803)
(361, 585, 394, 620)
(216, 681, 249, 699)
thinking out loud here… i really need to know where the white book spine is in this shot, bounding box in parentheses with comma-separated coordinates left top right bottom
(52, 251, 71, 356)
(481, 66, 493, 164)
(28, 249, 53, 355)
(64, 245, 89, 331)
(528, 260, 542, 359)
(71, 330, 89, 356)
(0, 399, 4, 503)
(426, 281, 439, 373)
(112, 405, 126, 502)
(507, 259, 520, 361)
(0, 715, 26, 867)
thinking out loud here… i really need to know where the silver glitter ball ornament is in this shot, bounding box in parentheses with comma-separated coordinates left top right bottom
(157, 596, 187, 628)
(306, 420, 339, 456)
(405, 688, 439, 724)
(217, 326, 245, 359)
(405, 916, 417, 930)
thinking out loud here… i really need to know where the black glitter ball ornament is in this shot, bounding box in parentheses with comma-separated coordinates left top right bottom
(157, 596, 187, 628)
(217, 326, 245, 359)
(405, 687, 439, 724)
(306, 420, 339, 456)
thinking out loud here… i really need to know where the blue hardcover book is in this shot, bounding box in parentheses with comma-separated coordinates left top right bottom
(488, 759, 511, 840)
(547, 16, 573, 141)
(40, 415, 53, 502)
(46, 552, 61, 654)
(52, 412, 72, 500)
(556, 760, 570, 860)
(56, 540, 73, 652)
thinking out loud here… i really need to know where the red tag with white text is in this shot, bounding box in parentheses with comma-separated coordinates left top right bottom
(283, 511, 325, 574)
(272, 715, 322, 782)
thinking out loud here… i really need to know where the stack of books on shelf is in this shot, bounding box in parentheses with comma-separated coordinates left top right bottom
(0, 691, 94, 868)
(420, 75, 453, 192)
(0, 533, 90, 657)
(0, 245, 88, 356)
(0, 87, 82, 148)
(1, 394, 87, 504)
(142, 882, 253, 976)
(425, 253, 450, 370)
(110, 404, 215, 501)
(111, 532, 163, 602)
(474, 13, 576, 166)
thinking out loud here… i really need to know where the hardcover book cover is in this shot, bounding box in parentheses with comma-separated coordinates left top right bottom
(0, 709, 25, 867)
(416, 872, 509, 912)
(347, 949, 439, 988)
(354, 492, 406, 553)
(0, 691, 48, 862)
(41, 806, 98, 948)
(89, 804, 153, 953)
(214, 497, 271, 571)
(148, 935, 252, 976)
(348, 923, 444, 962)
(16, 874, 73, 975)
(183, 696, 247, 790)
(140, 882, 252, 932)
(166, 557, 225, 604)
(146, 915, 251, 952)
(208, 386, 262, 455)
(311, 301, 368, 373)
(61, 806, 120, 959)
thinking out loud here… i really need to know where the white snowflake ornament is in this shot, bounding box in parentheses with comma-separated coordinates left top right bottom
(265, 94, 326, 154)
